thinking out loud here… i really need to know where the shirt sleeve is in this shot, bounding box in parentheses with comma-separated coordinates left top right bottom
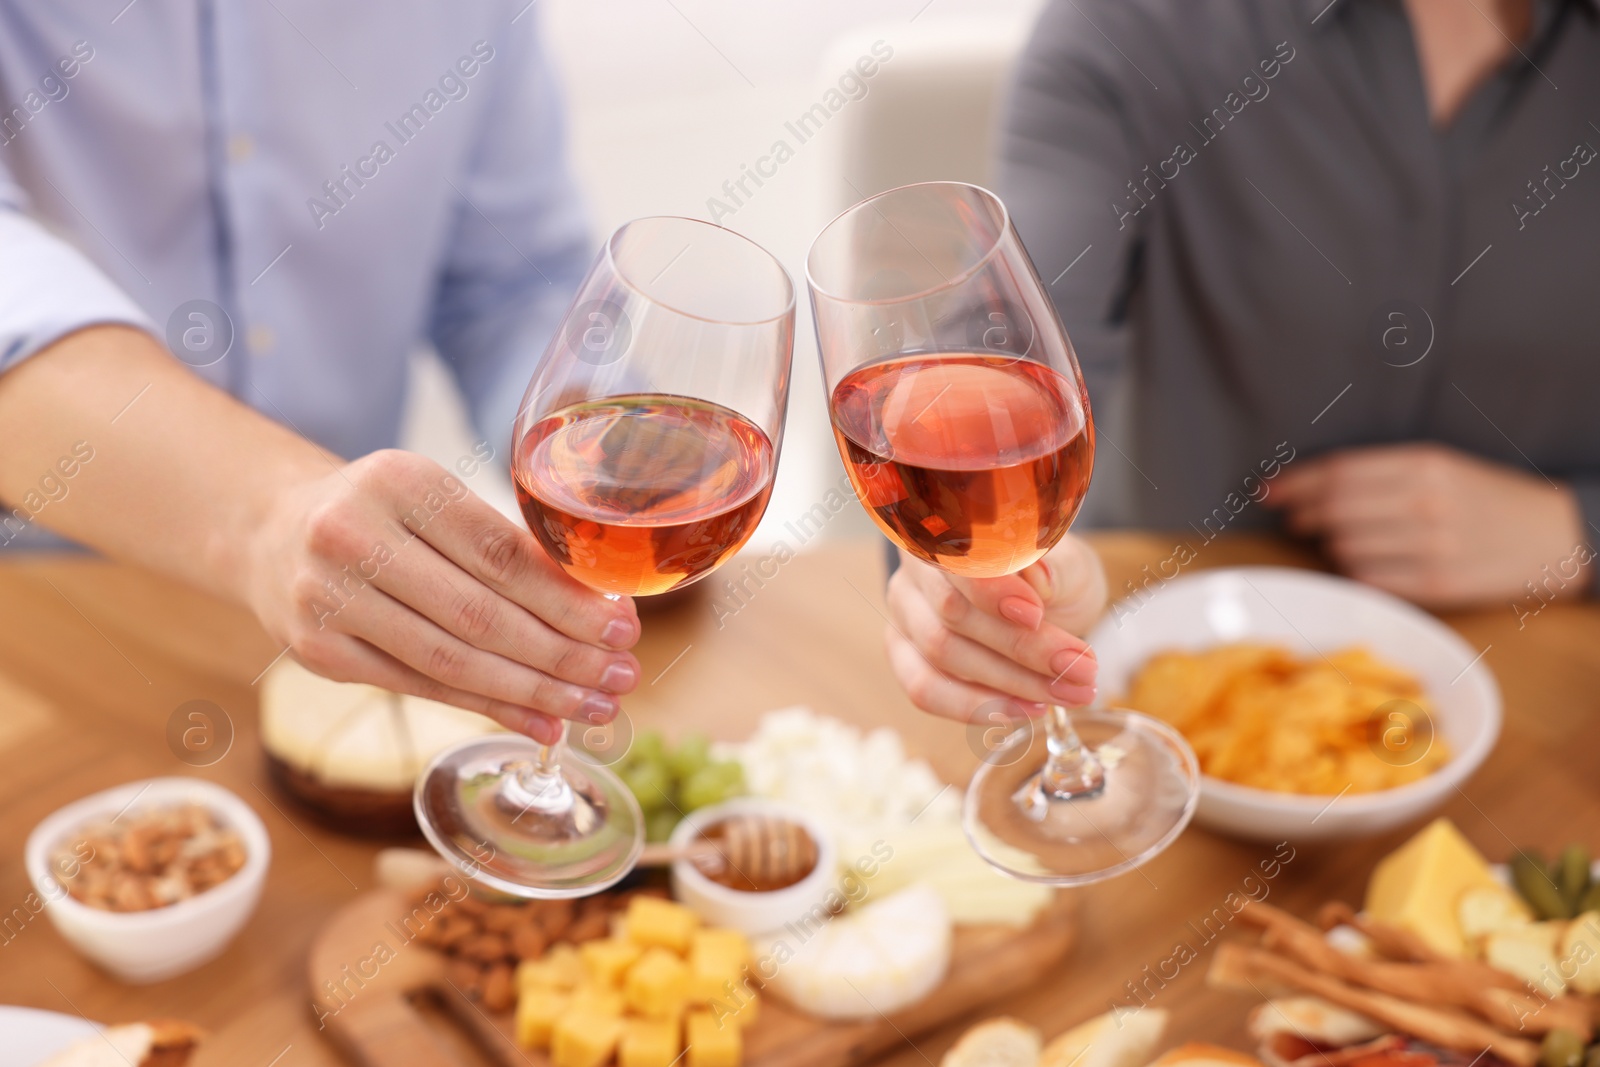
(0, 167, 156, 375)
(426, 10, 592, 457)
(1569, 479, 1600, 596)
(995, 0, 1147, 523)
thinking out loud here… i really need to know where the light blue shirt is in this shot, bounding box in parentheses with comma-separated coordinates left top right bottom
(0, 2, 589, 515)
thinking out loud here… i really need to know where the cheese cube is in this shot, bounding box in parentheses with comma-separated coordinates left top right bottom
(551, 1012, 624, 1067)
(568, 981, 625, 1018)
(627, 896, 699, 953)
(514, 987, 569, 1049)
(707, 991, 759, 1030)
(518, 942, 584, 990)
(1485, 922, 1566, 996)
(685, 1009, 741, 1067)
(1458, 885, 1534, 945)
(582, 937, 645, 986)
(1560, 913, 1600, 994)
(689, 929, 750, 1002)
(1365, 818, 1498, 957)
(626, 946, 691, 1019)
(620, 1017, 682, 1067)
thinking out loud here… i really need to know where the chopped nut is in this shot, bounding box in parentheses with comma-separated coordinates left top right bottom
(52, 804, 247, 913)
(511, 922, 549, 961)
(482, 962, 516, 1011)
(460, 932, 512, 963)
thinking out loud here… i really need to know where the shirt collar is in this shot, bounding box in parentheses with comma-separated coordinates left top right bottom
(1305, 0, 1600, 31)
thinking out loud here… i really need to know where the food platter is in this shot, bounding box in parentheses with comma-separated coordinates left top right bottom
(304, 886, 1078, 1067)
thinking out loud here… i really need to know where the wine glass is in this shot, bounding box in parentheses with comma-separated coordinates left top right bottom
(806, 182, 1198, 885)
(416, 216, 795, 897)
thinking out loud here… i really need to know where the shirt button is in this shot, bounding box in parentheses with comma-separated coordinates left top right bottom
(246, 325, 275, 356)
(227, 134, 255, 163)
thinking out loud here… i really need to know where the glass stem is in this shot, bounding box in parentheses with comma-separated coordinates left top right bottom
(504, 721, 574, 815)
(1038, 704, 1106, 800)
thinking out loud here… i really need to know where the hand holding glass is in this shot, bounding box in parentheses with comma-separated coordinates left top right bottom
(416, 216, 794, 897)
(807, 182, 1198, 885)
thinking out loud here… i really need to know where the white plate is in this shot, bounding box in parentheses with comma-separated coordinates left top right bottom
(0, 1006, 100, 1067)
(1088, 567, 1502, 843)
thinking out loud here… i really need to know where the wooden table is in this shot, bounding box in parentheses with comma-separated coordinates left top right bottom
(1, 535, 1597, 1065)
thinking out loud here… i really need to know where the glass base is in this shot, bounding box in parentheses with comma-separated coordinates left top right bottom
(963, 707, 1199, 886)
(415, 735, 644, 899)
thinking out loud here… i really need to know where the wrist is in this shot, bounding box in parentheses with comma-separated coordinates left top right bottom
(216, 448, 331, 609)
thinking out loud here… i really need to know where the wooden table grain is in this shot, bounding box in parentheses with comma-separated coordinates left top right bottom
(0, 535, 1596, 1065)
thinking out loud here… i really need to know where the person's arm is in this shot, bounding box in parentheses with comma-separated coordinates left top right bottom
(1267, 444, 1595, 608)
(427, 11, 592, 453)
(885, 0, 1144, 722)
(997, 0, 1145, 473)
(0, 198, 637, 744)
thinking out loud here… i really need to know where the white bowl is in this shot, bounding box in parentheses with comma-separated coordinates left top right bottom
(1087, 567, 1501, 844)
(670, 797, 838, 936)
(24, 776, 271, 983)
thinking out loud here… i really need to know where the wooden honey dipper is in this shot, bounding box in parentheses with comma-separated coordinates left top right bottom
(638, 813, 819, 886)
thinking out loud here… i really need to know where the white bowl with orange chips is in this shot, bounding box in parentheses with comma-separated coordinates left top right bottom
(1087, 567, 1501, 843)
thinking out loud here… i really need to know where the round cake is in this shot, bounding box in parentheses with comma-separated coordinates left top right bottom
(260, 658, 501, 836)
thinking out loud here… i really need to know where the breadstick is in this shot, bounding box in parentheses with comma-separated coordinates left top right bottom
(1241, 902, 1592, 1038)
(1209, 943, 1541, 1067)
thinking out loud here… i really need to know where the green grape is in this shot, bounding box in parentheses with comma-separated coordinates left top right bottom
(1539, 1030, 1584, 1067)
(622, 760, 674, 813)
(627, 731, 667, 769)
(681, 760, 745, 811)
(646, 809, 681, 844)
(667, 733, 712, 781)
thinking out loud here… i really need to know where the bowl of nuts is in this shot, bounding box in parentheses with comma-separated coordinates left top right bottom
(24, 776, 270, 983)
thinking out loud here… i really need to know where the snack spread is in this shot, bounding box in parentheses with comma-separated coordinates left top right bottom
(55, 803, 246, 912)
(1122, 643, 1451, 794)
(942, 818, 1598, 1067)
(514, 894, 759, 1067)
(723, 706, 1053, 926)
(408, 880, 647, 1011)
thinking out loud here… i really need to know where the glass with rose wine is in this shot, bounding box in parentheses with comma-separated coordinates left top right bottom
(416, 217, 794, 897)
(807, 182, 1198, 884)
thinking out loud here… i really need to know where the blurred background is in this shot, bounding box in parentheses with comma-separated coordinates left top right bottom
(402, 0, 1049, 550)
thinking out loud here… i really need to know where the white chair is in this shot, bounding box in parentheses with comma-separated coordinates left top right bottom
(811, 12, 1129, 528)
(813, 15, 1033, 218)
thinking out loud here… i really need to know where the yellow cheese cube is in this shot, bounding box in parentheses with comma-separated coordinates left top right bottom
(514, 987, 569, 1049)
(1365, 818, 1499, 957)
(689, 929, 750, 1002)
(620, 1017, 682, 1067)
(518, 942, 584, 990)
(706, 990, 759, 1030)
(568, 981, 625, 1018)
(626, 895, 700, 953)
(625, 946, 691, 1019)
(551, 1012, 624, 1067)
(582, 936, 645, 986)
(685, 1009, 741, 1067)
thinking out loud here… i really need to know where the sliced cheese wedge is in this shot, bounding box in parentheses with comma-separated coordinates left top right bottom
(261, 658, 498, 790)
(757, 882, 951, 1019)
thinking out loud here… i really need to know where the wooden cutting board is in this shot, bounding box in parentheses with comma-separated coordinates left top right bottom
(306, 888, 1079, 1067)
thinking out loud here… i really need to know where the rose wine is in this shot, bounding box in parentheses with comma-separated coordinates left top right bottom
(515, 394, 775, 597)
(830, 353, 1093, 577)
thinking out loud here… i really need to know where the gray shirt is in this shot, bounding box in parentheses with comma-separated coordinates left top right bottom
(1000, 0, 1600, 546)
